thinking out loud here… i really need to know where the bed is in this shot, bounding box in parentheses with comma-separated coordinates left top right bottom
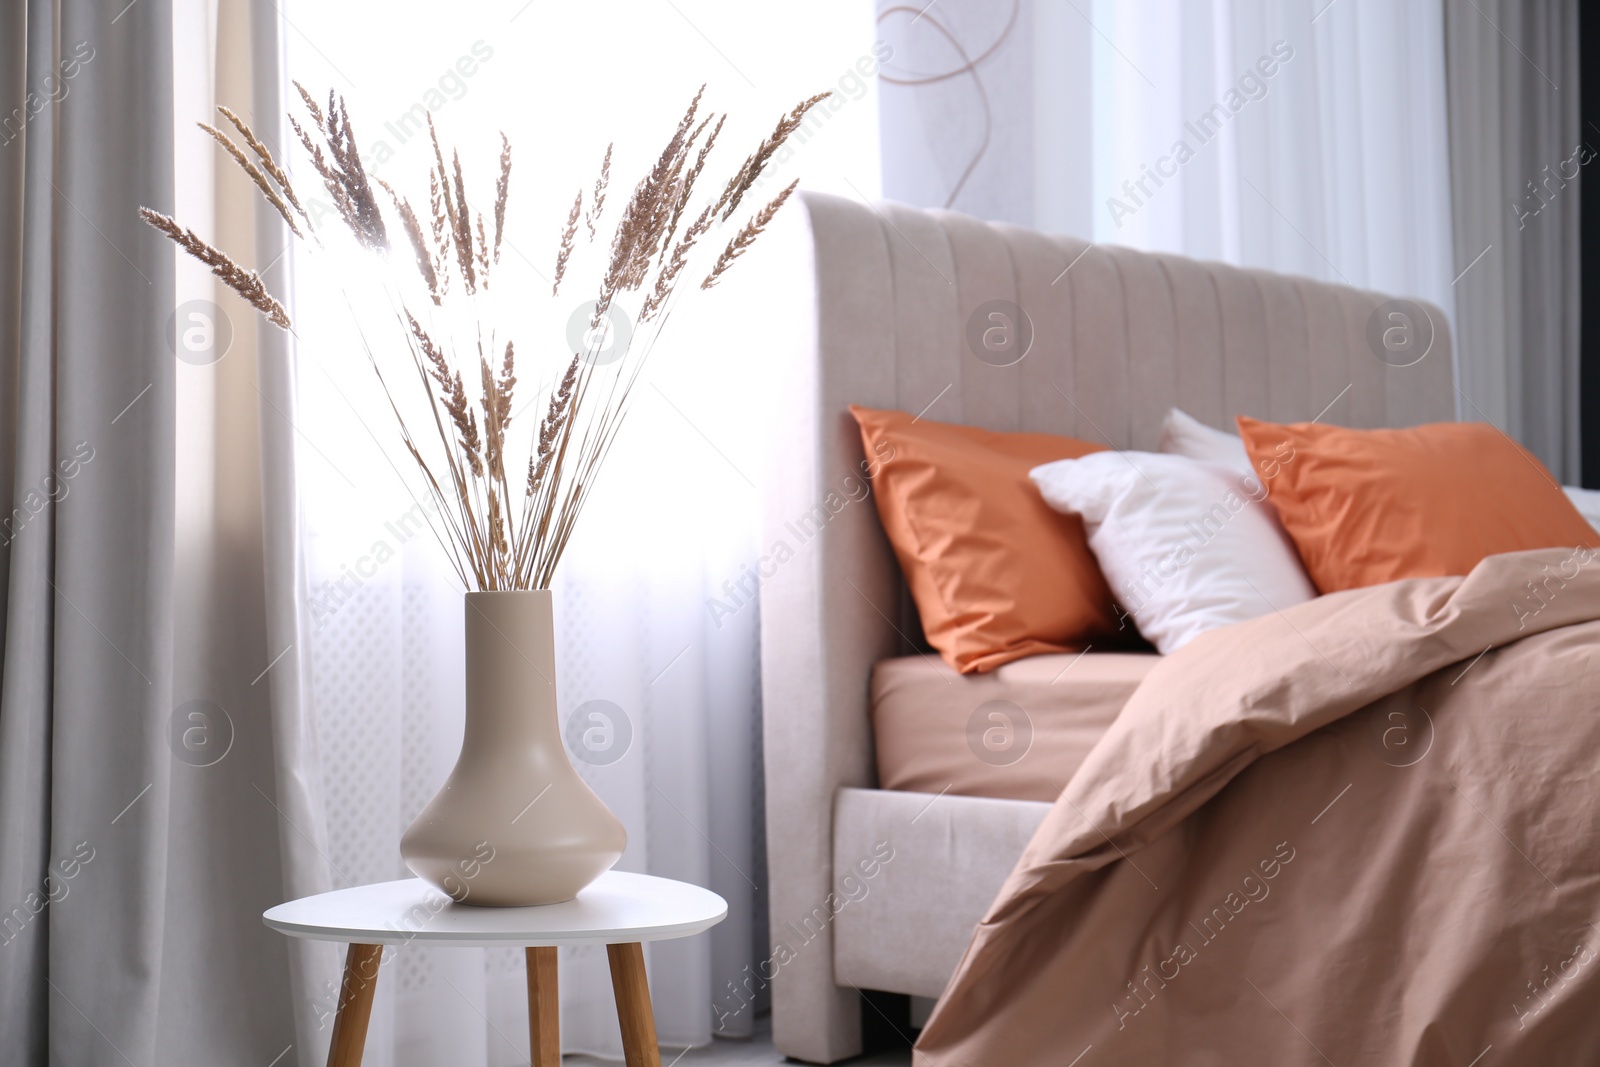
(750, 190, 1527, 1063)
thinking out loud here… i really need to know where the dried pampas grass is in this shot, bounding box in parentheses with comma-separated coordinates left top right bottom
(703, 178, 797, 289)
(139, 207, 291, 329)
(142, 82, 823, 590)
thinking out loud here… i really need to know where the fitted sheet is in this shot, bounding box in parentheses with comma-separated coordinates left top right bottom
(870, 652, 1158, 803)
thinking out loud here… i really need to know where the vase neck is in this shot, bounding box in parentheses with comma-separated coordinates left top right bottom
(462, 591, 560, 750)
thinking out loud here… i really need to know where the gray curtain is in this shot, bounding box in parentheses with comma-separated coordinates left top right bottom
(0, 1, 178, 1060)
(1445, 0, 1582, 480)
(0, 2, 304, 1062)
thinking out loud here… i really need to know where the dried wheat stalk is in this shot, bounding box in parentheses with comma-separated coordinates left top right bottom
(139, 207, 291, 329)
(715, 93, 828, 220)
(218, 106, 307, 223)
(702, 178, 798, 289)
(143, 83, 827, 590)
(449, 150, 477, 291)
(492, 134, 511, 265)
(382, 179, 442, 304)
(552, 191, 580, 297)
(585, 145, 612, 241)
(661, 114, 723, 271)
(199, 121, 303, 238)
(291, 82, 387, 252)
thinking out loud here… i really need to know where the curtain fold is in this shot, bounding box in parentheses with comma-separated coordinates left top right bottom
(170, 0, 331, 1061)
(0, 5, 47, 1058)
(1444, 0, 1582, 480)
(240, 0, 344, 1060)
(1, 2, 307, 1063)
(0, 1, 180, 1063)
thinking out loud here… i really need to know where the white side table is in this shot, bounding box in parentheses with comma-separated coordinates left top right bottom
(264, 871, 727, 1067)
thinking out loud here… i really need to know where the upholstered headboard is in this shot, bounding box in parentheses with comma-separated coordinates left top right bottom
(754, 190, 1454, 1062)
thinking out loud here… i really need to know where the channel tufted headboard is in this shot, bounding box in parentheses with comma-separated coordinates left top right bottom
(752, 190, 1454, 1063)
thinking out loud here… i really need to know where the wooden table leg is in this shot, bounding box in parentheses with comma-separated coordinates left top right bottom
(525, 947, 560, 1066)
(606, 942, 661, 1067)
(327, 943, 382, 1067)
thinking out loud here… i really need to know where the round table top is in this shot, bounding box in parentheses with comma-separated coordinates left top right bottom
(263, 871, 727, 948)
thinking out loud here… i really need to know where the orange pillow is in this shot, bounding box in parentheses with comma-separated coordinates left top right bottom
(850, 405, 1118, 673)
(1236, 416, 1598, 593)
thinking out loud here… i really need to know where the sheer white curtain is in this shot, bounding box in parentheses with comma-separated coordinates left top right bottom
(878, 0, 1458, 388)
(275, 2, 880, 1063)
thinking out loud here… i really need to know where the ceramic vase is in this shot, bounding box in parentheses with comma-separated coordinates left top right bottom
(400, 590, 626, 906)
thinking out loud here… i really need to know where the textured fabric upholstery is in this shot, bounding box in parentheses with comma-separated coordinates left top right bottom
(831, 789, 1052, 1000)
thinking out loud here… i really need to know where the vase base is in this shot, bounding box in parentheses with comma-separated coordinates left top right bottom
(446, 893, 578, 909)
(402, 840, 624, 908)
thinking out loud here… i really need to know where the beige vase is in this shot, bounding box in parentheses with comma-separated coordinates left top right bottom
(400, 590, 627, 906)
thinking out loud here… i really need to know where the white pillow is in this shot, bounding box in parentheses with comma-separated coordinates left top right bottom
(1030, 451, 1316, 653)
(1158, 407, 1250, 472)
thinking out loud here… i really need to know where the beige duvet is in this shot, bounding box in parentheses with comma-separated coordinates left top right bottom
(916, 548, 1600, 1066)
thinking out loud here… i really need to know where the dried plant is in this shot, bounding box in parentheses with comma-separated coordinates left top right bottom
(383, 180, 442, 304)
(492, 133, 511, 266)
(290, 83, 388, 252)
(141, 85, 822, 590)
(552, 191, 580, 296)
(584, 145, 611, 242)
(703, 178, 797, 289)
(715, 93, 828, 221)
(199, 120, 304, 238)
(139, 207, 291, 329)
(218, 106, 307, 223)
